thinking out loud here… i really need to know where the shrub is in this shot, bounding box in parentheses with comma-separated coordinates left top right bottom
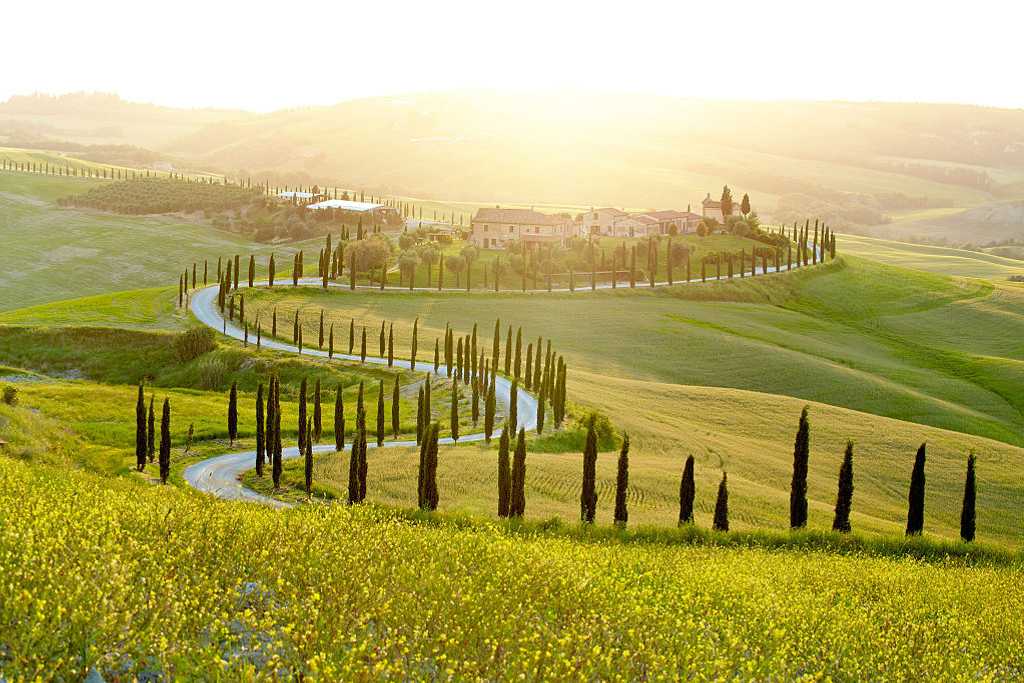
(2, 386, 17, 406)
(175, 327, 217, 363)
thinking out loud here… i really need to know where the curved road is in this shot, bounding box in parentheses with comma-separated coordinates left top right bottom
(184, 284, 538, 506)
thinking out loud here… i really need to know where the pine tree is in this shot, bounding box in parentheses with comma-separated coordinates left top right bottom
(497, 427, 511, 517)
(678, 454, 695, 525)
(158, 398, 171, 484)
(613, 434, 630, 527)
(313, 379, 322, 443)
(227, 381, 238, 446)
(255, 383, 265, 477)
(509, 427, 527, 517)
(832, 440, 854, 533)
(906, 443, 927, 536)
(790, 406, 810, 529)
(298, 377, 307, 454)
(712, 473, 729, 531)
(960, 452, 977, 543)
(334, 384, 345, 451)
(135, 383, 147, 471)
(376, 380, 386, 447)
(147, 397, 155, 463)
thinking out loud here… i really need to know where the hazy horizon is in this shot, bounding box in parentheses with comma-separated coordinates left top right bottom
(5, 0, 1023, 112)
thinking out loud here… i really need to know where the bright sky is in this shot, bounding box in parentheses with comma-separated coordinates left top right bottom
(4, 0, 1021, 111)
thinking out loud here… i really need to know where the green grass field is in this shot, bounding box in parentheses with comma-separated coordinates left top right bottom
(839, 233, 1024, 278)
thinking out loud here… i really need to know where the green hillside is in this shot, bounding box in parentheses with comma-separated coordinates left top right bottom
(839, 233, 1024, 278)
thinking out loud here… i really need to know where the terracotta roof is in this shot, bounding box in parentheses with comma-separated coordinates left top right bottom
(639, 210, 700, 221)
(473, 207, 569, 226)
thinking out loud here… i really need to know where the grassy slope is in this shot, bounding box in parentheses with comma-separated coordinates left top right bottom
(242, 256, 1024, 448)
(0, 171, 275, 310)
(0, 434, 1021, 680)
(839, 232, 1024, 278)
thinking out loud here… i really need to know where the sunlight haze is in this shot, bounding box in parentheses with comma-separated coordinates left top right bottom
(5, 0, 1021, 111)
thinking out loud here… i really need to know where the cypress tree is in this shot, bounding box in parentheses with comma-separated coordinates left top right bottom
(960, 453, 977, 543)
(298, 377, 307, 454)
(678, 454, 695, 524)
(135, 383, 147, 471)
(504, 326, 513, 375)
(790, 406, 810, 529)
(581, 416, 598, 523)
(273, 377, 283, 489)
(379, 321, 386, 357)
(832, 440, 855, 533)
(906, 443, 927, 536)
(419, 423, 440, 510)
(484, 381, 496, 442)
(159, 398, 171, 484)
(712, 473, 729, 531)
(391, 377, 401, 438)
(234, 254, 240, 289)
(313, 379, 322, 443)
(348, 318, 355, 354)
(497, 427, 511, 517)
(272, 307, 277, 337)
(536, 382, 546, 434)
(613, 434, 629, 527)
(416, 385, 424, 445)
(265, 376, 276, 477)
(268, 253, 276, 287)
(147, 397, 155, 463)
(508, 379, 518, 433)
(532, 338, 542, 389)
(417, 421, 430, 507)
(509, 427, 527, 517)
(248, 254, 255, 287)
(334, 384, 345, 451)
(361, 327, 367, 362)
(450, 382, 460, 441)
(514, 328, 522, 379)
(328, 323, 334, 358)
(524, 343, 533, 390)
(434, 339, 440, 372)
(492, 319, 501, 372)
(255, 383, 265, 477)
(376, 380, 386, 446)
(227, 381, 238, 446)
(304, 418, 314, 499)
(319, 311, 325, 349)
(411, 317, 419, 370)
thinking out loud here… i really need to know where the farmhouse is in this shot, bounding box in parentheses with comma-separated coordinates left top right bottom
(702, 193, 736, 220)
(581, 207, 702, 237)
(470, 207, 575, 249)
(278, 191, 315, 201)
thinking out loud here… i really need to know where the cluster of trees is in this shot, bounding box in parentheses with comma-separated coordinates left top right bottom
(59, 176, 263, 214)
(133, 384, 172, 484)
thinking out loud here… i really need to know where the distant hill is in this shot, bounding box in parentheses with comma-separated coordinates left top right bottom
(6, 92, 1024, 232)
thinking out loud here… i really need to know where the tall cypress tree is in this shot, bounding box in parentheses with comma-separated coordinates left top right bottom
(492, 319, 501, 372)
(960, 453, 976, 543)
(581, 416, 598, 523)
(411, 317, 419, 370)
(514, 328, 522, 379)
(313, 379, 322, 443)
(832, 441, 854, 533)
(379, 321, 386, 357)
(227, 381, 238, 446)
(255, 383, 265, 477)
(349, 318, 355, 354)
(417, 422, 431, 508)
(360, 327, 367, 362)
(329, 323, 334, 359)
(135, 383, 147, 471)
(790, 406, 811, 529)
(265, 376, 276, 479)
(524, 343, 533, 390)
(508, 379, 518, 433)
(147, 396, 155, 463)
(298, 377, 307, 454)
(613, 434, 630, 527)
(484, 381, 496, 442)
(713, 473, 729, 531)
(273, 377, 283, 489)
(510, 427, 527, 517)
(497, 426, 511, 517)
(416, 385, 424, 445)
(679, 454, 695, 525)
(158, 398, 171, 484)
(248, 254, 255, 287)
(392, 377, 401, 438)
(376, 380, 386, 447)
(319, 311, 325, 349)
(536, 382, 546, 434)
(334, 383, 345, 451)
(450, 383, 460, 441)
(504, 326, 513, 375)
(388, 323, 394, 367)
(906, 443, 927, 536)
(304, 418, 314, 499)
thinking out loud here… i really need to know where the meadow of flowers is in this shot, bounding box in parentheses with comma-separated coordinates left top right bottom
(1, 450, 1021, 681)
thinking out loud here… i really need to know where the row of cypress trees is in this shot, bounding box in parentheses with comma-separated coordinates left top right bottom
(132, 384, 171, 484)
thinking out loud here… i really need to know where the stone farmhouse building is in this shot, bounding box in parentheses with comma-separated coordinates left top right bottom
(578, 207, 702, 238)
(469, 207, 576, 249)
